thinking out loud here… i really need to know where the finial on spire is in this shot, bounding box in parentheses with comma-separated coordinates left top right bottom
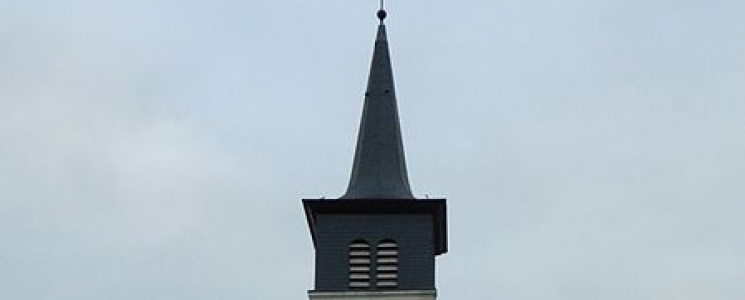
(377, 9, 387, 21)
(377, 0, 387, 22)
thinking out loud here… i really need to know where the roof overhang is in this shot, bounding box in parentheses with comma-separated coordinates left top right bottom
(302, 198, 448, 255)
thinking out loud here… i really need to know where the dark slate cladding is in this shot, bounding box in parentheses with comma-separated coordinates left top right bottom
(302, 10, 448, 295)
(313, 214, 434, 291)
(303, 198, 447, 292)
(303, 199, 448, 256)
(342, 23, 414, 200)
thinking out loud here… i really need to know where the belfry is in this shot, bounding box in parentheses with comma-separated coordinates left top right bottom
(303, 7, 448, 300)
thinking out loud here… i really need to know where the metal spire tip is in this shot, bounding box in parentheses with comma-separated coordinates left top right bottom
(377, 0, 386, 22)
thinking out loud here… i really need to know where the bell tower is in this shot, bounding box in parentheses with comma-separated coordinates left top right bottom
(303, 7, 447, 300)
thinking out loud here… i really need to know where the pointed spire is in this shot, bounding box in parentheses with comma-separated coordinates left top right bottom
(341, 10, 414, 199)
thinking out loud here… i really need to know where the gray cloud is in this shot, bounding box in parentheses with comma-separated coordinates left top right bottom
(1, 0, 743, 299)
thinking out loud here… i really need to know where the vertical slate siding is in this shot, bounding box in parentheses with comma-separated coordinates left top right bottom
(313, 214, 435, 291)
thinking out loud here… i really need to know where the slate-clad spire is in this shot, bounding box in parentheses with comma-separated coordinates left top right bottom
(341, 10, 414, 199)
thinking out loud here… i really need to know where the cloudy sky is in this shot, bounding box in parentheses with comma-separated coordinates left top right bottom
(1, 0, 744, 299)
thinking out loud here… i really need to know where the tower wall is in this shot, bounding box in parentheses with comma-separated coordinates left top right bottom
(312, 214, 435, 292)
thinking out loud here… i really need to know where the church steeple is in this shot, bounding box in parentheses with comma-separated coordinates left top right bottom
(342, 9, 414, 199)
(303, 8, 447, 299)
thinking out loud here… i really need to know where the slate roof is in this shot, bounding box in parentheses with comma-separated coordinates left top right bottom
(341, 15, 415, 200)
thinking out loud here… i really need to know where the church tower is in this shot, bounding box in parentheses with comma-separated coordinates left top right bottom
(303, 7, 448, 300)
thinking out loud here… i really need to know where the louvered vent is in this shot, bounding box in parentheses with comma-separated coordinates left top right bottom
(375, 240, 398, 288)
(348, 240, 371, 288)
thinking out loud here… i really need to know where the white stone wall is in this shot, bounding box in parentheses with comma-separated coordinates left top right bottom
(308, 290, 436, 300)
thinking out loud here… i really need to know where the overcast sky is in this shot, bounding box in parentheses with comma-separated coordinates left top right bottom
(1, 0, 744, 299)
